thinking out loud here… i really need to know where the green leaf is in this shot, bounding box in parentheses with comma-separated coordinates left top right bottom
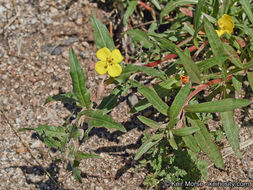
(240, 0, 253, 24)
(243, 60, 253, 69)
(182, 135, 200, 152)
(123, 0, 138, 25)
(190, 114, 224, 168)
(138, 86, 169, 116)
(98, 85, 126, 114)
(90, 11, 115, 50)
(193, 0, 205, 31)
(185, 98, 250, 113)
(176, 48, 201, 84)
(151, 0, 161, 10)
(169, 131, 178, 150)
(172, 127, 200, 136)
(44, 92, 76, 105)
(69, 48, 91, 108)
(220, 111, 242, 158)
(127, 29, 153, 48)
(130, 77, 177, 113)
(153, 36, 178, 54)
(204, 17, 226, 66)
(197, 56, 228, 71)
(73, 167, 82, 183)
(160, 0, 198, 22)
(223, 43, 243, 68)
(134, 134, 163, 160)
(170, 82, 191, 119)
(75, 151, 101, 160)
(232, 75, 242, 93)
(247, 72, 253, 91)
(137, 116, 163, 129)
(78, 110, 126, 132)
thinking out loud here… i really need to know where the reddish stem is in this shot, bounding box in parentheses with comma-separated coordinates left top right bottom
(138, 0, 152, 11)
(145, 45, 197, 67)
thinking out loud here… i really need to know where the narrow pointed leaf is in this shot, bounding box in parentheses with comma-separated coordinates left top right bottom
(193, 0, 205, 31)
(170, 82, 191, 118)
(182, 135, 200, 152)
(75, 151, 101, 160)
(160, 0, 198, 22)
(220, 111, 242, 158)
(69, 48, 91, 108)
(73, 167, 82, 183)
(138, 86, 169, 115)
(44, 92, 76, 105)
(240, 0, 253, 24)
(134, 134, 163, 160)
(197, 56, 228, 71)
(247, 72, 253, 91)
(169, 131, 178, 150)
(190, 114, 224, 168)
(123, 0, 138, 25)
(172, 127, 199, 136)
(151, 0, 161, 10)
(131, 77, 177, 113)
(244, 60, 253, 69)
(185, 98, 250, 113)
(90, 11, 115, 50)
(127, 29, 153, 48)
(204, 17, 226, 66)
(223, 43, 243, 68)
(176, 48, 201, 84)
(138, 116, 163, 129)
(232, 75, 242, 93)
(78, 110, 126, 132)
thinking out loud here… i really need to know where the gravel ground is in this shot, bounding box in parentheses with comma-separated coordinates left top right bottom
(0, 0, 252, 189)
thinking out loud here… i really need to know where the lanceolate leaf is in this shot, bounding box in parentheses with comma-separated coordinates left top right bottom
(160, 0, 198, 22)
(153, 36, 178, 54)
(138, 86, 169, 116)
(78, 110, 126, 132)
(131, 77, 177, 113)
(134, 134, 163, 160)
(204, 17, 226, 66)
(127, 29, 153, 48)
(193, 0, 205, 31)
(243, 60, 253, 69)
(123, 0, 138, 25)
(182, 135, 200, 152)
(223, 43, 243, 68)
(247, 72, 253, 91)
(170, 82, 191, 119)
(74, 151, 101, 160)
(171, 127, 199, 136)
(220, 111, 242, 158)
(240, 0, 253, 24)
(151, 0, 161, 10)
(169, 131, 178, 150)
(44, 92, 76, 105)
(69, 48, 91, 108)
(185, 98, 250, 113)
(176, 48, 201, 84)
(197, 56, 228, 72)
(138, 116, 163, 129)
(232, 75, 242, 93)
(90, 11, 115, 50)
(189, 114, 224, 168)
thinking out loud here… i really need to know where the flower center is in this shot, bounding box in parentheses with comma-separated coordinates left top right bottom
(107, 57, 114, 65)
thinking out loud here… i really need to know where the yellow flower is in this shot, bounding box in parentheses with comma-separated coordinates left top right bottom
(216, 14, 234, 37)
(95, 47, 123, 77)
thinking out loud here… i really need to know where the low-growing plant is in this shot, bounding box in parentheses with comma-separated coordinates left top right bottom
(20, 0, 253, 188)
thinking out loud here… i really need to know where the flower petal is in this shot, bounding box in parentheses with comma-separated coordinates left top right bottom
(111, 49, 124, 64)
(96, 47, 111, 61)
(108, 64, 122, 77)
(216, 29, 225, 37)
(95, 61, 108, 75)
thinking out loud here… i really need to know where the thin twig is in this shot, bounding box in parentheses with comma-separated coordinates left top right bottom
(0, 10, 20, 34)
(0, 110, 60, 187)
